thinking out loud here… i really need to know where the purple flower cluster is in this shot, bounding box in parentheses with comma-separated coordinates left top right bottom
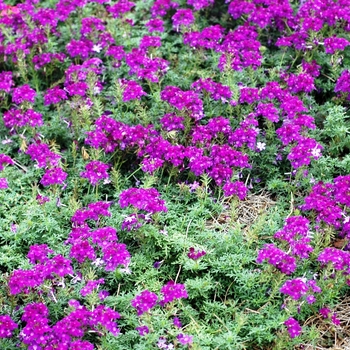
(107, 0, 135, 18)
(80, 160, 110, 186)
(301, 180, 347, 232)
(0, 71, 14, 93)
(222, 181, 248, 200)
(187, 0, 213, 11)
(125, 48, 169, 83)
(0, 154, 13, 189)
(191, 78, 232, 103)
(81, 278, 105, 297)
(335, 70, 350, 98)
(131, 281, 188, 317)
(26, 141, 67, 186)
(188, 247, 206, 260)
(324, 36, 350, 54)
(9, 246, 73, 295)
(85, 115, 154, 153)
(66, 38, 94, 59)
(150, 0, 178, 17)
(44, 86, 68, 105)
(319, 307, 341, 326)
(318, 247, 350, 274)
(159, 281, 188, 306)
(71, 201, 112, 227)
(0, 315, 18, 338)
(145, 18, 164, 33)
(119, 79, 147, 101)
(172, 9, 195, 31)
(119, 187, 168, 214)
(19, 301, 120, 348)
(140, 35, 162, 51)
(256, 243, 296, 275)
(274, 216, 313, 259)
(131, 290, 158, 315)
(285, 73, 315, 94)
(218, 25, 262, 71)
(228, 0, 293, 29)
(177, 333, 193, 345)
(161, 85, 204, 120)
(64, 58, 104, 99)
(3, 108, 43, 129)
(280, 278, 321, 303)
(68, 202, 131, 272)
(284, 317, 302, 339)
(26, 142, 61, 168)
(12, 84, 36, 104)
(32, 52, 65, 70)
(160, 113, 185, 132)
(40, 167, 68, 187)
(183, 24, 225, 50)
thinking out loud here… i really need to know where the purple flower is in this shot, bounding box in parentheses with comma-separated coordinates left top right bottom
(107, 0, 135, 18)
(136, 325, 149, 336)
(119, 79, 147, 101)
(80, 160, 110, 186)
(0, 315, 18, 338)
(173, 317, 182, 328)
(324, 36, 350, 54)
(0, 154, 13, 170)
(159, 281, 188, 306)
(99, 290, 110, 301)
(0, 178, 8, 189)
(26, 142, 61, 168)
(12, 84, 36, 104)
(188, 247, 206, 260)
(187, 0, 213, 10)
(40, 167, 68, 186)
(172, 9, 195, 30)
(81, 279, 105, 297)
(280, 278, 308, 300)
(284, 317, 302, 338)
(177, 333, 193, 345)
(145, 18, 164, 33)
(119, 187, 167, 214)
(0, 71, 14, 93)
(151, 0, 179, 17)
(27, 244, 53, 264)
(101, 242, 130, 271)
(131, 290, 158, 316)
(256, 243, 296, 275)
(44, 86, 68, 105)
(222, 181, 248, 200)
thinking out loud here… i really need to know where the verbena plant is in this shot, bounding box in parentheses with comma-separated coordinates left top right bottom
(0, 0, 350, 349)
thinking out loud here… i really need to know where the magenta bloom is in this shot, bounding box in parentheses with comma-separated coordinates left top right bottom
(0, 315, 18, 338)
(80, 161, 110, 185)
(284, 317, 302, 338)
(40, 167, 68, 186)
(0, 178, 9, 189)
(119, 187, 167, 214)
(172, 9, 195, 30)
(136, 325, 149, 336)
(81, 279, 105, 297)
(131, 290, 158, 315)
(12, 84, 36, 104)
(188, 247, 206, 260)
(177, 333, 193, 345)
(159, 281, 188, 306)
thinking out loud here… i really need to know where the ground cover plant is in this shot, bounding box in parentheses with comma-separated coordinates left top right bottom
(1, 0, 350, 348)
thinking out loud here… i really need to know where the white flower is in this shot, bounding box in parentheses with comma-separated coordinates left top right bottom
(256, 142, 266, 151)
(92, 44, 102, 53)
(311, 147, 321, 158)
